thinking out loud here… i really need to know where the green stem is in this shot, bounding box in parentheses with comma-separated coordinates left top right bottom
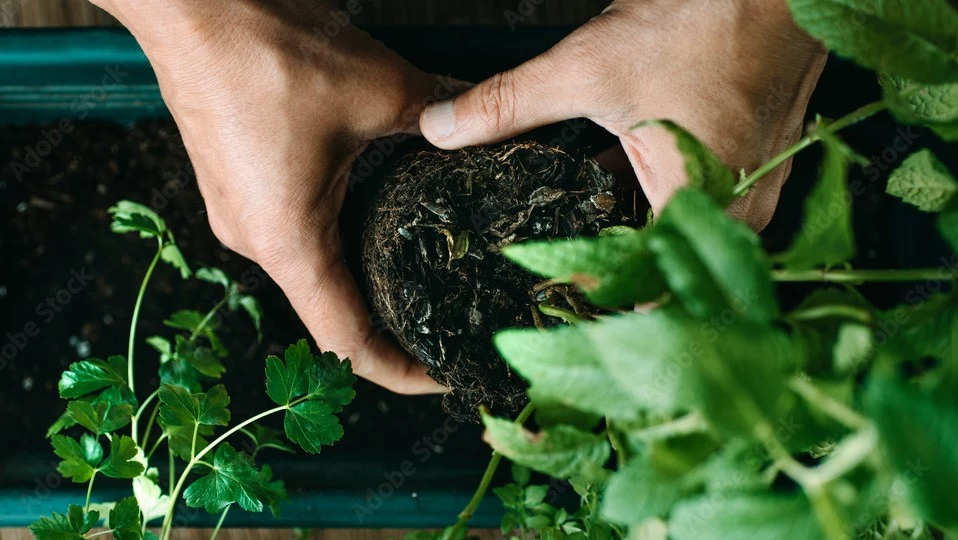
(128, 242, 164, 395)
(210, 504, 231, 539)
(160, 404, 289, 540)
(733, 100, 887, 197)
(774, 268, 949, 283)
(147, 434, 168, 459)
(141, 402, 161, 453)
(443, 404, 536, 540)
(630, 412, 709, 441)
(84, 471, 97, 513)
(788, 376, 870, 430)
(86, 530, 115, 539)
(786, 305, 874, 325)
(538, 304, 583, 325)
(189, 296, 229, 343)
(132, 390, 159, 445)
(168, 445, 175, 497)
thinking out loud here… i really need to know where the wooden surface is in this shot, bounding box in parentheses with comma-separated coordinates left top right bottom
(0, 0, 609, 27)
(0, 529, 500, 539)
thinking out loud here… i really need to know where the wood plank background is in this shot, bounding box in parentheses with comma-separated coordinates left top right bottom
(0, 0, 610, 27)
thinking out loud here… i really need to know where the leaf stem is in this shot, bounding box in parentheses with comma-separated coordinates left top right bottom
(773, 268, 949, 283)
(147, 433, 168, 459)
(189, 295, 229, 343)
(210, 504, 231, 539)
(132, 389, 159, 444)
(733, 100, 887, 197)
(128, 241, 164, 395)
(788, 376, 870, 430)
(160, 404, 289, 540)
(443, 403, 536, 540)
(141, 402, 161, 453)
(84, 471, 97, 513)
(785, 304, 874, 325)
(537, 304, 583, 325)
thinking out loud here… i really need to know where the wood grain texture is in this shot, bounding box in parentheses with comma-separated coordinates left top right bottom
(0, 529, 501, 539)
(1, 0, 609, 27)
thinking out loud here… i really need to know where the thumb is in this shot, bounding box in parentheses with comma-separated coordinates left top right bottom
(420, 53, 583, 149)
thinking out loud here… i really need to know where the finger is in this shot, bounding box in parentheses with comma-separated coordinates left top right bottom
(268, 240, 447, 395)
(392, 74, 475, 137)
(419, 48, 585, 149)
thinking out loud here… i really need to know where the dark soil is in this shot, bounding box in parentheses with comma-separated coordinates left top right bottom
(0, 119, 484, 465)
(362, 144, 633, 420)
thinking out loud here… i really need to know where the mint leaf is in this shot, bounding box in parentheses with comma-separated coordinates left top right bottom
(939, 202, 958, 254)
(184, 443, 268, 513)
(634, 120, 736, 205)
(883, 75, 958, 141)
(67, 398, 133, 435)
(657, 189, 778, 324)
(601, 460, 685, 525)
(878, 293, 957, 363)
(494, 324, 643, 422)
(781, 133, 857, 269)
(647, 226, 734, 320)
(833, 323, 874, 374)
(264, 340, 355, 453)
(669, 492, 823, 540)
(59, 356, 126, 398)
(503, 230, 667, 308)
(866, 376, 958, 530)
(528, 386, 602, 431)
(109, 497, 143, 540)
(52, 434, 102, 483)
(788, 0, 958, 84)
(482, 412, 610, 479)
(887, 149, 958, 211)
(29, 505, 99, 540)
(100, 435, 145, 479)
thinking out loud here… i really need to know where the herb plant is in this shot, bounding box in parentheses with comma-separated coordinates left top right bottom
(30, 201, 356, 540)
(423, 1, 958, 538)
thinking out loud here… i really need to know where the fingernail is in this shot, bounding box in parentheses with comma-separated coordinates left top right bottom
(422, 100, 457, 140)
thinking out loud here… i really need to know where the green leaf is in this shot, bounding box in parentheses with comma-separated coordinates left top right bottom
(788, 0, 958, 84)
(29, 505, 99, 540)
(529, 386, 602, 431)
(866, 376, 958, 530)
(67, 398, 133, 435)
(503, 230, 667, 308)
(100, 435, 145, 479)
(833, 323, 874, 374)
(601, 460, 685, 525)
(159, 336, 224, 392)
(196, 267, 232, 288)
(164, 310, 218, 334)
(258, 464, 288, 517)
(495, 324, 644, 422)
(160, 243, 191, 279)
(109, 497, 143, 540)
(285, 401, 343, 454)
(883, 75, 958, 141)
(657, 189, 778, 324)
(265, 340, 313, 405)
(184, 443, 268, 513)
(887, 149, 958, 211)
(780, 133, 857, 269)
(634, 120, 736, 205)
(133, 469, 172, 525)
(159, 383, 231, 428)
(669, 492, 823, 540)
(146, 336, 172, 360)
(264, 340, 355, 454)
(52, 434, 102, 483)
(237, 295, 264, 341)
(58, 357, 126, 398)
(512, 464, 531, 487)
(109, 201, 166, 238)
(647, 226, 732, 320)
(482, 413, 610, 479)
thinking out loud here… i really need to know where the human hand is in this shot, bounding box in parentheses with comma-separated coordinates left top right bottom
(89, 0, 453, 393)
(420, 0, 827, 230)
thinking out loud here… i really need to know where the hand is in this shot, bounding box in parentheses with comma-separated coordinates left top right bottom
(419, 0, 827, 230)
(89, 0, 452, 393)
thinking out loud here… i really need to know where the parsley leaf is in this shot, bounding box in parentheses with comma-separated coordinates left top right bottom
(184, 443, 268, 513)
(28, 505, 99, 540)
(264, 340, 356, 453)
(109, 496, 144, 540)
(58, 356, 127, 399)
(109, 201, 191, 278)
(100, 435, 146, 479)
(67, 398, 133, 435)
(240, 424, 295, 456)
(197, 266, 264, 341)
(52, 433, 102, 483)
(158, 384, 230, 460)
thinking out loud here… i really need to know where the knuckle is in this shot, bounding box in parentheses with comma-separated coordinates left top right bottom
(476, 72, 519, 133)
